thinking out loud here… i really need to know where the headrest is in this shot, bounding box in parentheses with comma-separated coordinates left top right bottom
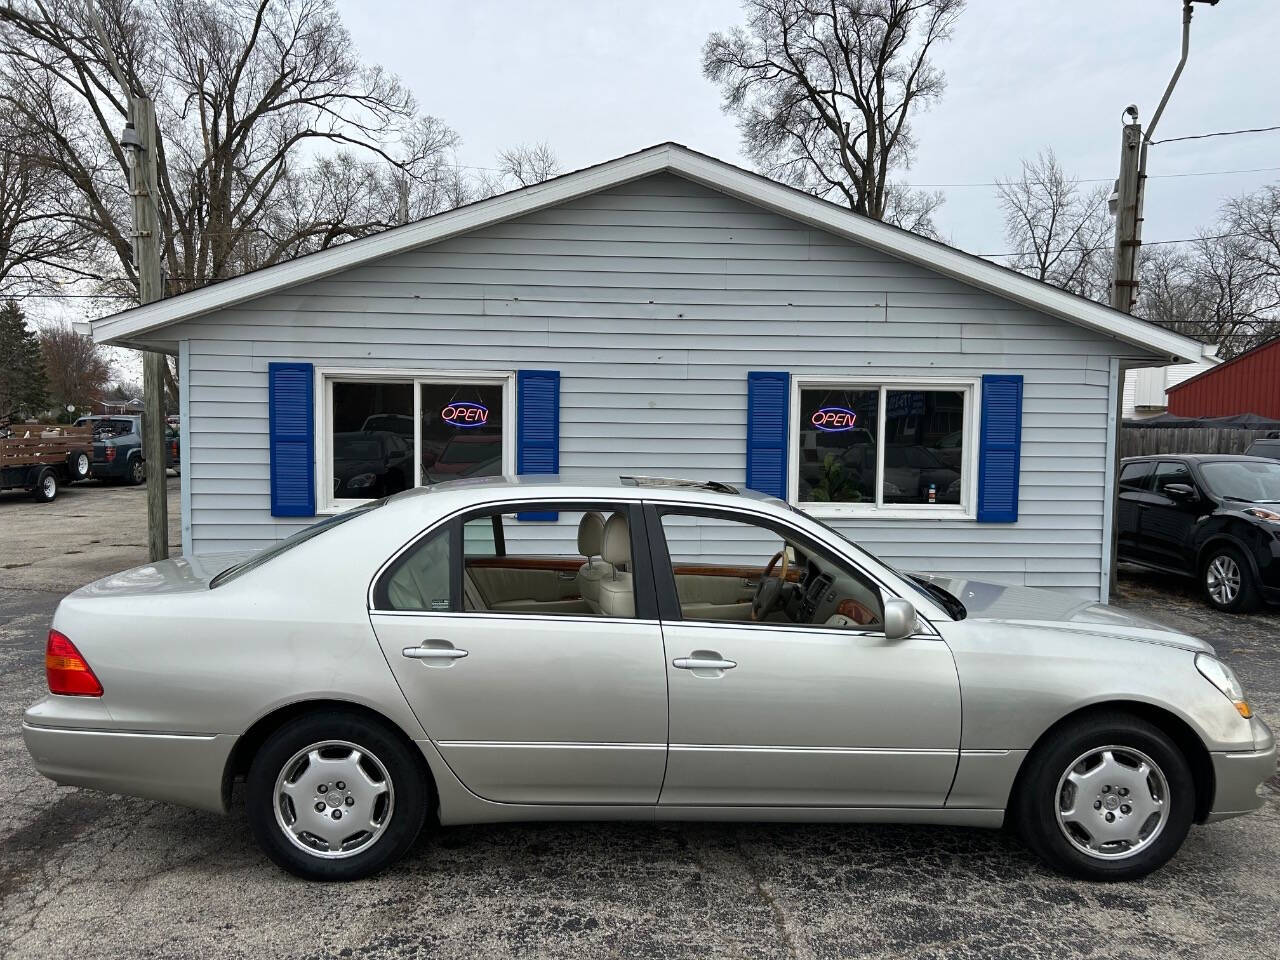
(602, 513, 630, 567)
(577, 511, 605, 557)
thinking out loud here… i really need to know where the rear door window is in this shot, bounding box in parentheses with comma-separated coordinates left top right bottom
(1119, 461, 1154, 492)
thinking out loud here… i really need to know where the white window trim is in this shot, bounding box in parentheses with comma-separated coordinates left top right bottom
(314, 366, 516, 514)
(788, 374, 980, 521)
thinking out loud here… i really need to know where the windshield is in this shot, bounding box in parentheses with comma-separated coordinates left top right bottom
(790, 506, 966, 619)
(1200, 460, 1280, 503)
(210, 499, 385, 588)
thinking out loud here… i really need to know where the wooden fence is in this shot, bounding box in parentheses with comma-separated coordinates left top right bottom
(1119, 427, 1272, 458)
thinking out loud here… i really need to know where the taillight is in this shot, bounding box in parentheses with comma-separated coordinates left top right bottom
(45, 630, 103, 697)
(105, 446, 115, 461)
(170, 440, 178, 458)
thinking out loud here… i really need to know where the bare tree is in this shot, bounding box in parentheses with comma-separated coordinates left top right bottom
(496, 142, 560, 188)
(1222, 183, 1280, 322)
(474, 142, 561, 198)
(38, 320, 110, 415)
(0, 0, 464, 300)
(995, 148, 1112, 301)
(703, 0, 963, 235)
(0, 101, 94, 295)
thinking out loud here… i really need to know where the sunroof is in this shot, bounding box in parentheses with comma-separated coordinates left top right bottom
(618, 476, 740, 494)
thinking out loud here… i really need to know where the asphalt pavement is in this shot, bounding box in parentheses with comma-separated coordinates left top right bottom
(0, 483, 1277, 959)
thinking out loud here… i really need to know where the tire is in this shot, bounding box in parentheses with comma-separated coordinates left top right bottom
(1014, 712, 1194, 881)
(246, 711, 430, 881)
(1201, 545, 1259, 614)
(128, 456, 145, 485)
(30, 468, 58, 502)
(68, 452, 90, 482)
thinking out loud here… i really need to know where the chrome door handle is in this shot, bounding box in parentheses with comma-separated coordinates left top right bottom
(402, 645, 468, 660)
(673, 657, 737, 670)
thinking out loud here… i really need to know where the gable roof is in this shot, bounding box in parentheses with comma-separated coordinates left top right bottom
(91, 142, 1207, 363)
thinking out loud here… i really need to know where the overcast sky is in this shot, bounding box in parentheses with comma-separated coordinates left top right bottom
(337, 0, 1280, 255)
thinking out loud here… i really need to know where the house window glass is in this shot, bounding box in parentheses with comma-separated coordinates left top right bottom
(798, 388, 879, 504)
(882, 390, 965, 505)
(420, 383, 504, 485)
(331, 381, 413, 500)
(795, 383, 972, 512)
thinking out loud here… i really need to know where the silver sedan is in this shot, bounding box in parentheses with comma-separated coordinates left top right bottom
(22, 477, 1275, 881)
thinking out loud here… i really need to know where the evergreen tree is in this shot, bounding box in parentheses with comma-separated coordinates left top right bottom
(0, 299, 47, 420)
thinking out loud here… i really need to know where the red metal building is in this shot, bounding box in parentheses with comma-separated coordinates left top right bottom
(1167, 338, 1280, 418)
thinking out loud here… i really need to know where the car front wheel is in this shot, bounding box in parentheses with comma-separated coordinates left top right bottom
(246, 711, 430, 881)
(1014, 712, 1194, 881)
(1201, 546, 1259, 613)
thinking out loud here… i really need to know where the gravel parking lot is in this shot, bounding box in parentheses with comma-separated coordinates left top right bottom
(1, 486, 1277, 959)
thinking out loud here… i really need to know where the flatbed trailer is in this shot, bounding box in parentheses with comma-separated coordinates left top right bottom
(0, 422, 93, 501)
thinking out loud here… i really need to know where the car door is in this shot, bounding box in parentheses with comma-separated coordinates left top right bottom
(368, 500, 669, 806)
(1140, 460, 1204, 572)
(1116, 460, 1155, 560)
(648, 504, 961, 808)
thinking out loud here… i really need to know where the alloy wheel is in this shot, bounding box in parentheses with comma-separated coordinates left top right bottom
(1054, 745, 1169, 860)
(1206, 555, 1242, 606)
(272, 739, 395, 859)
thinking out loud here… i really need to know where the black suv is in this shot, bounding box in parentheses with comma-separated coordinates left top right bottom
(1117, 454, 1280, 612)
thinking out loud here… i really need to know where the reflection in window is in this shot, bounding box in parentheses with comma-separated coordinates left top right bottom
(796, 385, 968, 508)
(420, 383, 504, 485)
(797, 389, 878, 503)
(331, 382, 413, 499)
(883, 390, 964, 505)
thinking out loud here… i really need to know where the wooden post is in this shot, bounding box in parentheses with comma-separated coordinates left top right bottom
(128, 97, 169, 562)
(1110, 122, 1143, 314)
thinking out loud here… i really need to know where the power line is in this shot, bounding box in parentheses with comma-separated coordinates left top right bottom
(1151, 124, 1280, 145)
(903, 165, 1280, 189)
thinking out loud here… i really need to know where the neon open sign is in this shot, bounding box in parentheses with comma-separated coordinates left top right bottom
(811, 407, 857, 432)
(441, 402, 489, 428)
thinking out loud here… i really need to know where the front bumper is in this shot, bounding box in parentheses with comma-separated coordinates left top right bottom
(1206, 717, 1276, 823)
(22, 721, 236, 813)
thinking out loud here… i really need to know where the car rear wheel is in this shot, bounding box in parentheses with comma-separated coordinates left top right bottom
(1201, 546, 1259, 613)
(128, 457, 145, 485)
(246, 711, 430, 881)
(1014, 712, 1194, 881)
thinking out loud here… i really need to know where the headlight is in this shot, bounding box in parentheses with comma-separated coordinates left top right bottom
(1195, 653, 1253, 719)
(347, 472, 377, 489)
(1244, 507, 1280, 523)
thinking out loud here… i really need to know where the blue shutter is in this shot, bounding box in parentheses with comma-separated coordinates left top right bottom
(517, 369, 560, 521)
(745, 371, 790, 498)
(268, 362, 315, 517)
(977, 374, 1023, 523)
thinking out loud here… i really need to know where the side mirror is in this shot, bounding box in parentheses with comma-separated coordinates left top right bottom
(1164, 483, 1199, 503)
(883, 598, 918, 640)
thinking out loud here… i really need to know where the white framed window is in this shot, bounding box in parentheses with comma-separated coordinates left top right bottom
(315, 367, 516, 512)
(789, 376, 979, 520)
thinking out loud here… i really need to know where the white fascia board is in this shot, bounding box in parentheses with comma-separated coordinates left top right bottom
(667, 149, 1204, 364)
(92, 141, 1203, 364)
(92, 146, 675, 346)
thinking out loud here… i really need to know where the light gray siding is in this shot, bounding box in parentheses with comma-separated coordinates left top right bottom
(179, 173, 1142, 596)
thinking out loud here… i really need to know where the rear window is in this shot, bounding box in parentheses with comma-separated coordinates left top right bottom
(210, 500, 386, 588)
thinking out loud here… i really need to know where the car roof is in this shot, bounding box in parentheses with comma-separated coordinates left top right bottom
(1120, 453, 1272, 463)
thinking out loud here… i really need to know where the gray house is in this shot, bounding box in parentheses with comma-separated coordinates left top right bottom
(90, 144, 1206, 601)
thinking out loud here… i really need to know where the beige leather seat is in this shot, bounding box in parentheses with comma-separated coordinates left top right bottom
(575, 512, 610, 614)
(596, 513, 634, 618)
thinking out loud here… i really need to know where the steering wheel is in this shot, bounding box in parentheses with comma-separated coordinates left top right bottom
(751, 549, 790, 621)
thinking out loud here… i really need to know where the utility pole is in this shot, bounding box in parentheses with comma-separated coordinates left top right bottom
(1107, 0, 1216, 594)
(126, 101, 169, 562)
(88, 3, 169, 561)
